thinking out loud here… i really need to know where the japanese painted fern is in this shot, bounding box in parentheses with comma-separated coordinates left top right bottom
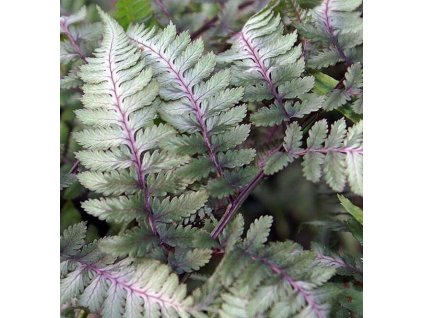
(293, 0, 363, 113)
(219, 0, 324, 126)
(73, 10, 214, 271)
(60, 1, 363, 317)
(127, 21, 257, 200)
(194, 215, 336, 318)
(61, 222, 194, 318)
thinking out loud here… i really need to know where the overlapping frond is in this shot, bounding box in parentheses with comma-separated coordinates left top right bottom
(60, 169, 78, 190)
(60, 223, 194, 318)
(194, 215, 337, 317)
(218, 0, 324, 127)
(127, 22, 257, 199)
(297, 0, 363, 68)
(60, 6, 102, 65)
(264, 119, 363, 195)
(280, 0, 309, 25)
(312, 242, 363, 281)
(323, 62, 363, 114)
(74, 10, 210, 264)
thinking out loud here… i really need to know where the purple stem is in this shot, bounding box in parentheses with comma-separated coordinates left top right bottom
(247, 252, 327, 318)
(191, 0, 256, 40)
(129, 37, 226, 180)
(211, 135, 289, 239)
(211, 171, 265, 239)
(191, 16, 218, 40)
(154, 0, 172, 21)
(211, 142, 362, 238)
(265, 125, 282, 144)
(61, 20, 87, 63)
(239, 31, 290, 119)
(322, 0, 352, 66)
(286, 0, 309, 55)
(68, 160, 80, 174)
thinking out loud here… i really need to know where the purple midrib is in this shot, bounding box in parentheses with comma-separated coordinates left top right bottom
(106, 33, 157, 234)
(296, 146, 363, 156)
(316, 254, 363, 275)
(107, 34, 143, 186)
(129, 36, 225, 178)
(78, 262, 186, 311)
(266, 144, 363, 162)
(286, 0, 309, 55)
(61, 20, 87, 63)
(239, 31, 290, 119)
(322, 0, 351, 65)
(248, 252, 327, 318)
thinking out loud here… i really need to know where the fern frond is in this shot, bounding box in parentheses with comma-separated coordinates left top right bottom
(181, 206, 213, 226)
(196, 215, 336, 317)
(152, 190, 209, 223)
(305, 119, 362, 195)
(158, 224, 217, 250)
(207, 166, 258, 199)
(338, 194, 363, 225)
(338, 194, 363, 244)
(264, 121, 303, 175)
(60, 223, 195, 318)
(169, 248, 213, 274)
(60, 169, 78, 190)
(60, 40, 80, 64)
(312, 242, 363, 280)
(297, 0, 363, 68)
(218, 0, 323, 127)
(127, 22, 256, 198)
(263, 119, 362, 195)
(324, 63, 363, 113)
(61, 62, 84, 89)
(60, 6, 102, 66)
(98, 224, 160, 258)
(74, 10, 209, 263)
(280, 0, 309, 25)
(60, 6, 87, 29)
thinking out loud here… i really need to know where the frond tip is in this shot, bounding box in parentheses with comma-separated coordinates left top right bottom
(218, 0, 323, 126)
(74, 9, 210, 264)
(297, 0, 363, 68)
